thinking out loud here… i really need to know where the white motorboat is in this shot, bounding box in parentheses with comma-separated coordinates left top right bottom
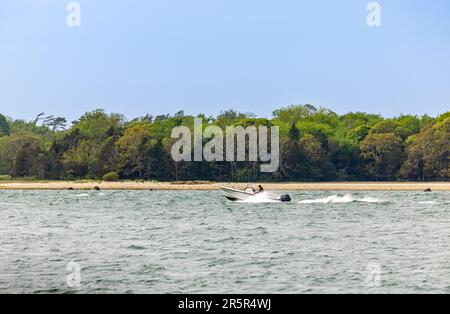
(220, 186, 291, 202)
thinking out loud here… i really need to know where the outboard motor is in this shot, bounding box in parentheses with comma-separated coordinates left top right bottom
(280, 194, 292, 202)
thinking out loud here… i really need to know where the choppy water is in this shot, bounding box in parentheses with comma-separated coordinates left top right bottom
(0, 190, 449, 294)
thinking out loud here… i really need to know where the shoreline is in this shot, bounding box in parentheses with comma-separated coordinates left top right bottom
(1, 181, 449, 191)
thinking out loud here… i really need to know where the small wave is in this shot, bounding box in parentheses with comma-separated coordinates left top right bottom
(75, 193, 89, 197)
(128, 245, 146, 250)
(418, 201, 437, 205)
(360, 196, 385, 203)
(298, 194, 385, 204)
(299, 194, 352, 204)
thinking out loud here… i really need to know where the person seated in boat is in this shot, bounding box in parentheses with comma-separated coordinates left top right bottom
(257, 185, 264, 193)
(244, 186, 256, 194)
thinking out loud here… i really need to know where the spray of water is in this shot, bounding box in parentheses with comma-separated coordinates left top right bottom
(298, 194, 386, 204)
(236, 192, 279, 203)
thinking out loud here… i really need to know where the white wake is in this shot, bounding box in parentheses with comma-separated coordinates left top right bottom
(237, 192, 280, 203)
(298, 194, 386, 204)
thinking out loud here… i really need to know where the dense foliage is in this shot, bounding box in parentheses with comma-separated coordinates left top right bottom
(0, 106, 448, 182)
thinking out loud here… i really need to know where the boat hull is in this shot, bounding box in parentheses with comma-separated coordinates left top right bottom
(221, 187, 255, 201)
(220, 187, 291, 202)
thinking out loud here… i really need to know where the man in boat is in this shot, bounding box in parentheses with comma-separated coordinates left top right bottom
(244, 185, 264, 194)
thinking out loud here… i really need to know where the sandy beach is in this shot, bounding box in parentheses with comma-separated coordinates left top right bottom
(0, 181, 449, 191)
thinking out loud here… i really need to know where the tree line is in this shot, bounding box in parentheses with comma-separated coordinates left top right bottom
(0, 105, 449, 182)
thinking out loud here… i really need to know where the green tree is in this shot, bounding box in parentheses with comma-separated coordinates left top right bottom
(116, 123, 153, 179)
(73, 109, 124, 139)
(401, 117, 450, 180)
(299, 134, 336, 180)
(0, 134, 44, 177)
(360, 133, 404, 180)
(0, 114, 10, 136)
(43, 116, 68, 132)
(288, 123, 300, 141)
(369, 120, 404, 138)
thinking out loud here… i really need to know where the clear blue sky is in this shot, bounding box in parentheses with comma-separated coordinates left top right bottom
(1, 0, 449, 121)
